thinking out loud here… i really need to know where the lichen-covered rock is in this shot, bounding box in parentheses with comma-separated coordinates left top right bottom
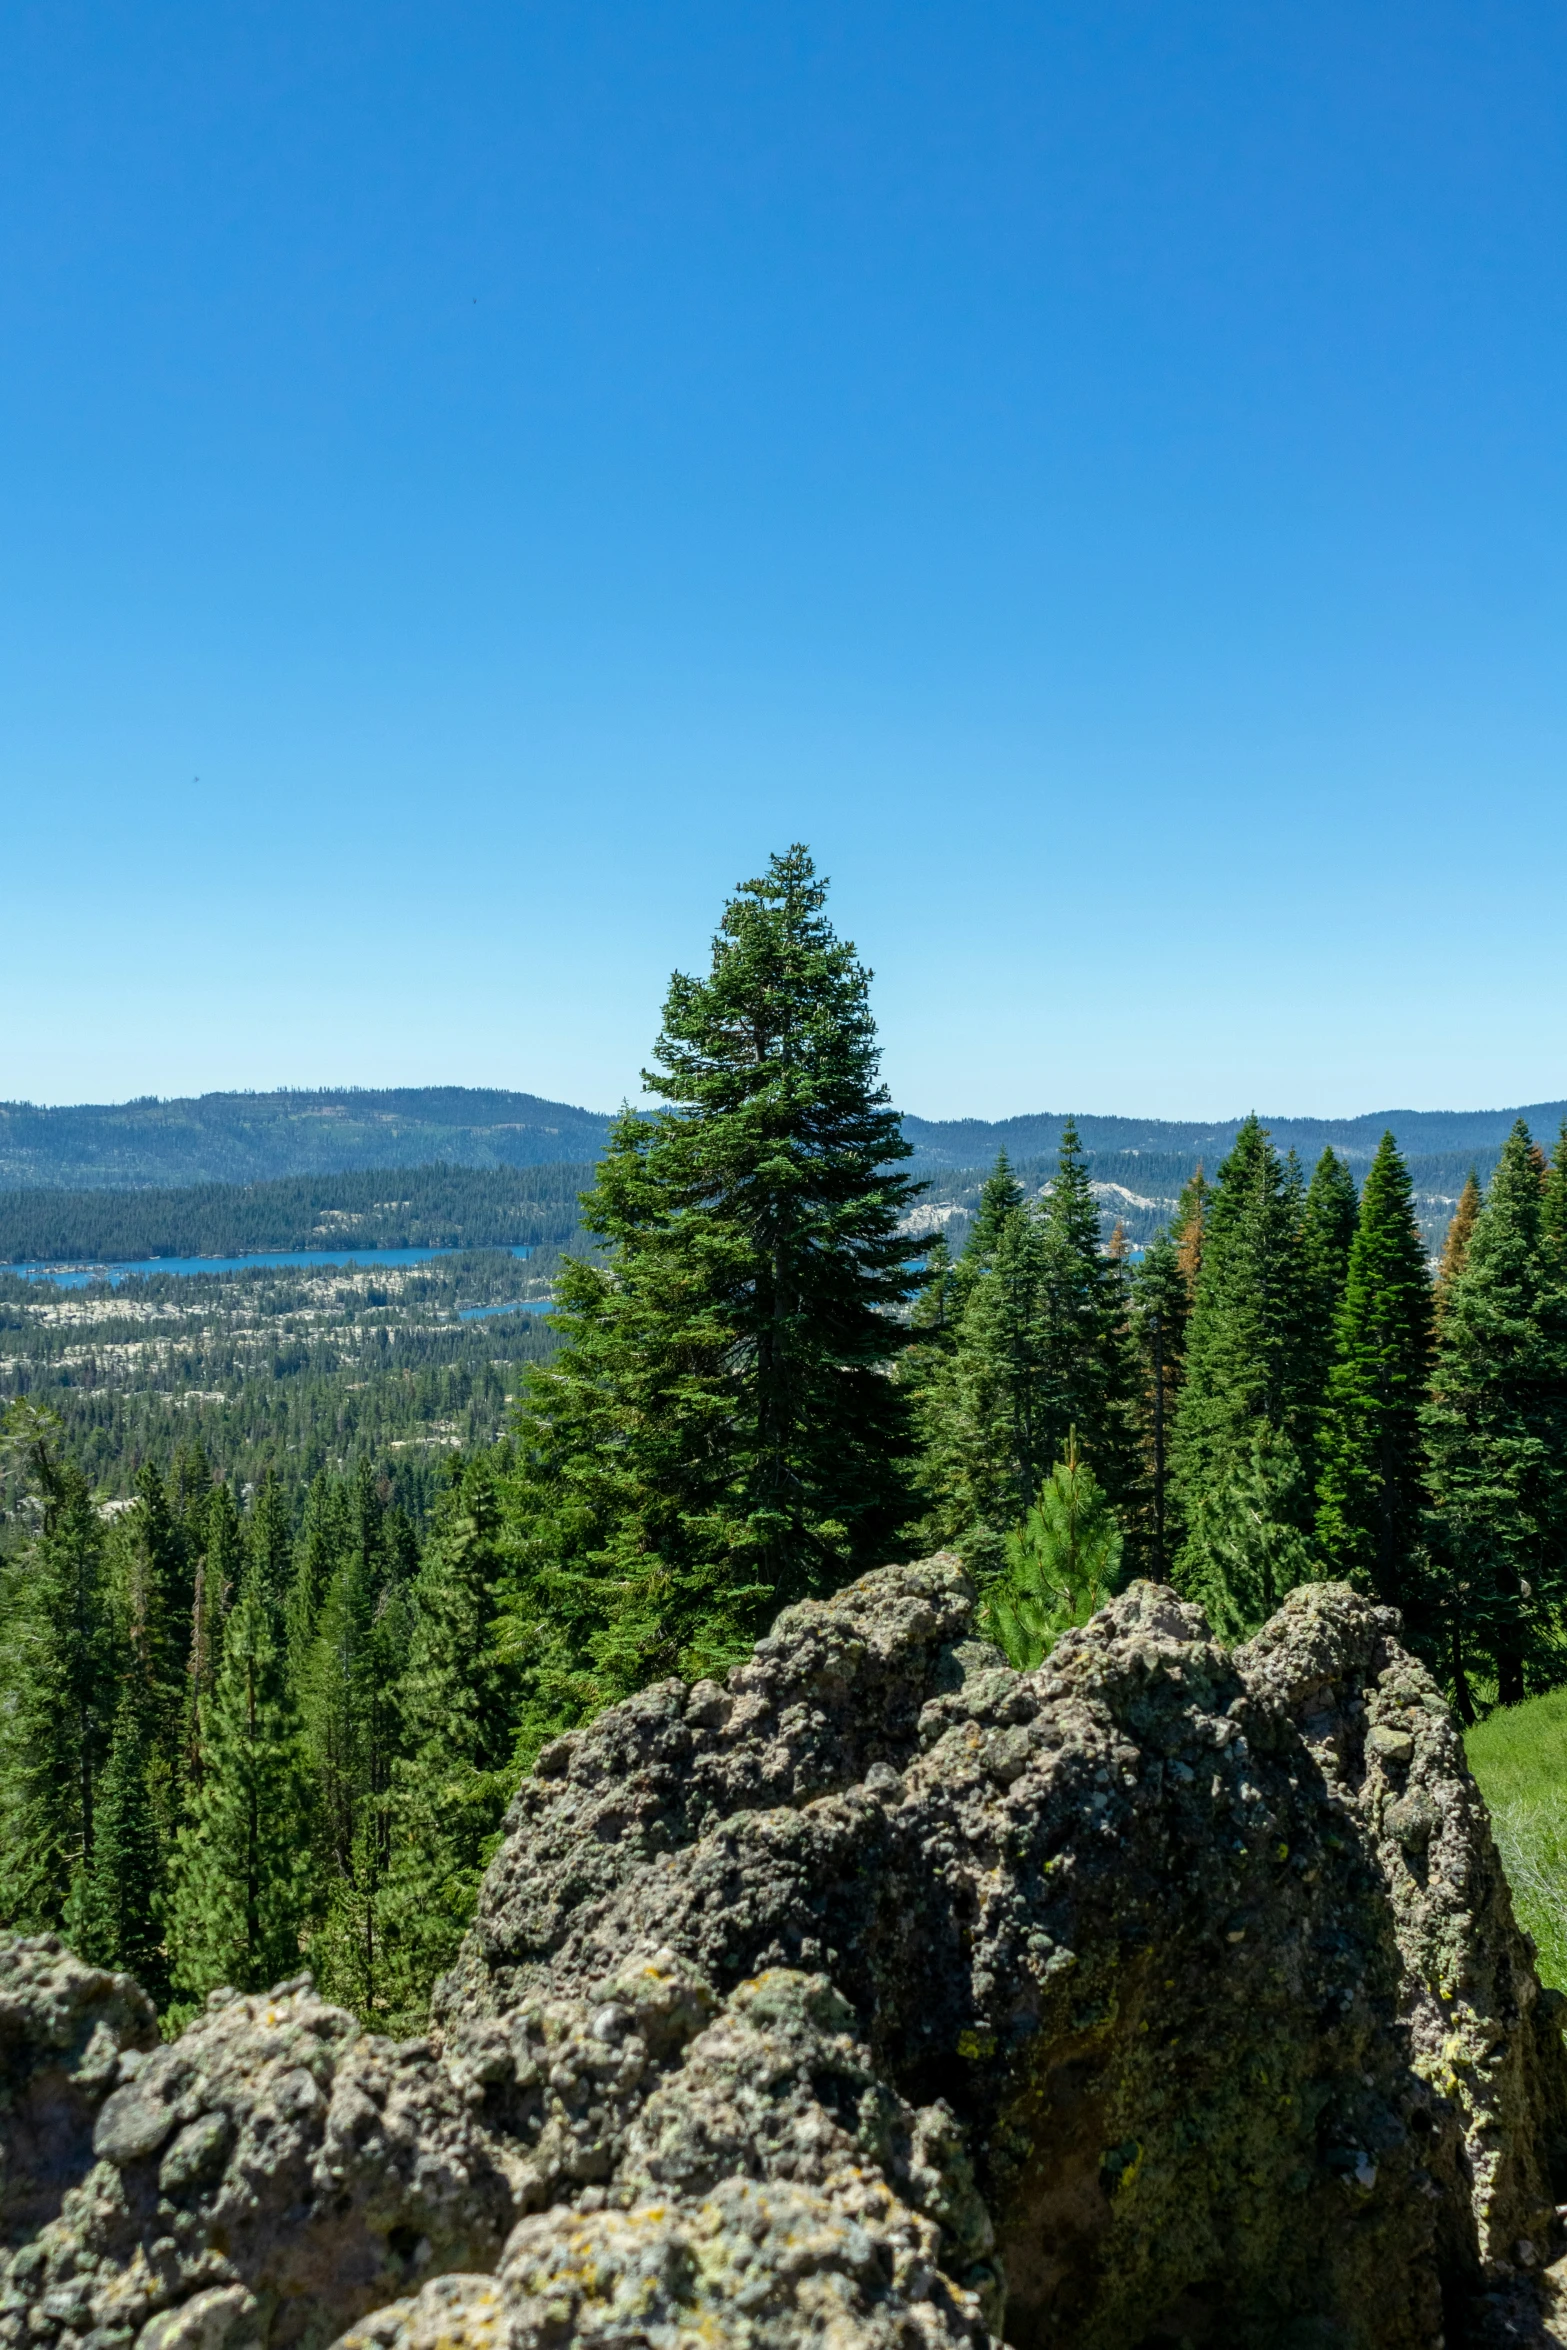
(0, 1973, 517, 2350)
(334, 2174, 986, 2350)
(7, 1564, 1567, 2350)
(0, 1938, 158, 2245)
(435, 1557, 980, 2030)
(425, 1568, 1567, 2347)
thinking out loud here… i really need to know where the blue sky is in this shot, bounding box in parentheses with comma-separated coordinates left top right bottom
(6, 1, 1567, 1119)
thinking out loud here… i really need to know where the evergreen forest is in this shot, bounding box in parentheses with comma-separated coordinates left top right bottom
(6, 844, 1566, 2032)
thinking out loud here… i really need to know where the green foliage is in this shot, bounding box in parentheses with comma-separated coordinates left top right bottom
(113, 1463, 192, 1851)
(981, 1436, 1126, 1668)
(958, 1153, 1026, 1294)
(380, 1456, 519, 2028)
(1315, 1135, 1433, 1615)
(0, 1407, 118, 1932)
(1466, 1688, 1567, 1991)
(1171, 1117, 1319, 1579)
(913, 1130, 1141, 1580)
(1301, 1146, 1360, 1409)
(71, 1693, 167, 2000)
(914, 1188, 1052, 1579)
(1129, 1231, 1189, 1577)
(1424, 1122, 1567, 1705)
(168, 1552, 311, 2015)
(506, 846, 922, 1725)
(1182, 1429, 1317, 1643)
(298, 1465, 412, 2018)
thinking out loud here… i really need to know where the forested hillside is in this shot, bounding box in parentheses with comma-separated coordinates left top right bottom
(0, 1244, 567, 1506)
(901, 1101, 1567, 1169)
(0, 1087, 611, 1187)
(0, 1162, 591, 1263)
(9, 1081, 1556, 1233)
(4, 845, 1563, 2044)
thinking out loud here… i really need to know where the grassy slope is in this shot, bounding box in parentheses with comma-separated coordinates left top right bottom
(1466, 1692, 1567, 1989)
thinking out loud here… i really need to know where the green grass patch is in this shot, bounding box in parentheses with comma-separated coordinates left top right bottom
(1466, 1689, 1567, 1991)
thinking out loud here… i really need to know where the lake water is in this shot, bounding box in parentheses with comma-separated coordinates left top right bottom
(9, 1244, 534, 1290)
(458, 1298, 554, 1321)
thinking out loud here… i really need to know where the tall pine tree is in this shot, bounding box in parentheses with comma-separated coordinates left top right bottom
(913, 1128, 1138, 1579)
(506, 846, 923, 1716)
(1301, 1147, 1359, 1401)
(1436, 1174, 1482, 1322)
(300, 1471, 409, 2017)
(169, 1553, 311, 2011)
(1130, 1232, 1190, 1578)
(0, 1407, 118, 1934)
(72, 1691, 167, 1999)
(1424, 1121, 1567, 1704)
(1315, 1134, 1433, 1617)
(914, 1200, 1049, 1578)
(1033, 1125, 1142, 1520)
(1171, 1118, 1320, 1622)
(114, 1462, 192, 1853)
(380, 1455, 519, 2026)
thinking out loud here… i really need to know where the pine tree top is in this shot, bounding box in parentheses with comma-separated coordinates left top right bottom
(1437, 1170, 1483, 1310)
(1171, 1163, 1211, 1301)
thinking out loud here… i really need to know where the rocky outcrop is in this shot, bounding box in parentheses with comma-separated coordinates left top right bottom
(0, 1965, 515, 2350)
(5, 1563, 1567, 2350)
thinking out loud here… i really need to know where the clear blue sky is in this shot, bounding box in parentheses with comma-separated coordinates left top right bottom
(7, 2, 1567, 1120)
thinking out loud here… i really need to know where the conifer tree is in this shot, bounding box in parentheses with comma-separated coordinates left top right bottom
(508, 847, 922, 1714)
(1424, 1122, 1567, 1704)
(290, 1468, 352, 1666)
(0, 1407, 118, 1932)
(1171, 1117, 1319, 1554)
(1033, 1125, 1142, 1517)
(958, 1153, 1026, 1295)
(1315, 1135, 1433, 1617)
(380, 1456, 518, 2025)
(72, 1692, 167, 1999)
(115, 1462, 191, 1847)
(169, 1557, 311, 2009)
(913, 1127, 1138, 1578)
(1181, 1430, 1316, 1643)
(1436, 1174, 1482, 1322)
(1543, 1126, 1567, 1267)
(1130, 1232, 1189, 1577)
(184, 1484, 241, 1792)
(248, 1469, 295, 1608)
(914, 1201, 1048, 1577)
(981, 1434, 1125, 1669)
(300, 1475, 409, 2017)
(1301, 1147, 1359, 1366)
(1171, 1164, 1212, 1301)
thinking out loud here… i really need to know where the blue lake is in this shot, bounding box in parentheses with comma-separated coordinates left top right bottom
(9, 1245, 534, 1290)
(458, 1298, 554, 1321)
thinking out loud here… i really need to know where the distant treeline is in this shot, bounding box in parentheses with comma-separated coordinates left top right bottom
(917, 1146, 1501, 1254)
(0, 1163, 593, 1263)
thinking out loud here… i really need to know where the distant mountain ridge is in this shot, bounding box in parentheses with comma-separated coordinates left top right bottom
(0, 1088, 612, 1189)
(3, 1085, 1562, 1191)
(898, 1103, 1567, 1170)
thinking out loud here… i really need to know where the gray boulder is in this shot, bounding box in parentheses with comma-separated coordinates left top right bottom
(0, 1972, 516, 2350)
(5, 1561, 1567, 2348)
